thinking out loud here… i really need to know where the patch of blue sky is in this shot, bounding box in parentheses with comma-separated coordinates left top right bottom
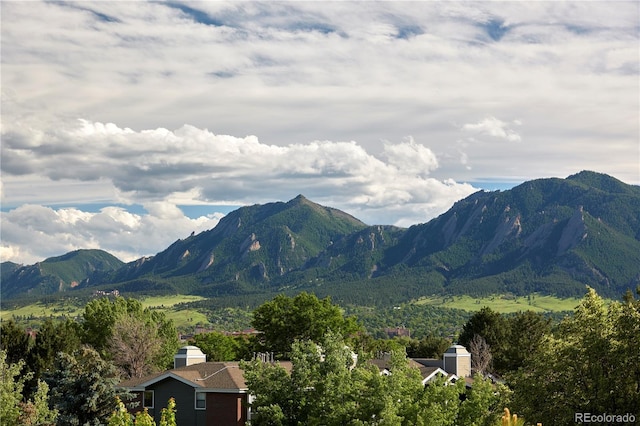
(483, 18, 509, 41)
(163, 2, 226, 27)
(395, 24, 424, 39)
(54, 2, 120, 23)
(286, 21, 342, 35)
(0, 203, 149, 215)
(468, 181, 521, 192)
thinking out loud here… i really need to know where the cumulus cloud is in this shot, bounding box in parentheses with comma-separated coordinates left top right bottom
(0, 204, 223, 264)
(1, 1, 638, 263)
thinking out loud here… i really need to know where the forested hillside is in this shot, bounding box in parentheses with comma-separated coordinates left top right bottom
(3, 171, 639, 305)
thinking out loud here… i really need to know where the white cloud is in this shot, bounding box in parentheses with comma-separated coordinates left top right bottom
(1, 1, 638, 263)
(0, 204, 223, 264)
(462, 117, 522, 142)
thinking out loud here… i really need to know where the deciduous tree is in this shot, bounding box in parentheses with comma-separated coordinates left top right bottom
(251, 292, 360, 358)
(82, 297, 179, 370)
(108, 314, 163, 379)
(508, 287, 640, 425)
(188, 331, 239, 361)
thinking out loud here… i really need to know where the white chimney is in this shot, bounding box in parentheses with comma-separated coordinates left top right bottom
(174, 345, 207, 368)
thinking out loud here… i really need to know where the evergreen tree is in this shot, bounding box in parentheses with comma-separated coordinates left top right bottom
(45, 347, 122, 425)
(27, 319, 82, 393)
(0, 320, 31, 365)
(458, 307, 508, 372)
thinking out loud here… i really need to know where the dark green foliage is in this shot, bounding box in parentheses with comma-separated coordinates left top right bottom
(0, 319, 32, 366)
(501, 311, 551, 372)
(458, 308, 553, 375)
(458, 307, 508, 372)
(45, 347, 123, 426)
(405, 334, 452, 358)
(24, 319, 82, 399)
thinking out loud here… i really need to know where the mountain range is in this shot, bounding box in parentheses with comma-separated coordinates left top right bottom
(2, 171, 639, 306)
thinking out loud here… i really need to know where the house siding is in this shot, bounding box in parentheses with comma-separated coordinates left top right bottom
(206, 393, 248, 426)
(146, 378, 206, 425)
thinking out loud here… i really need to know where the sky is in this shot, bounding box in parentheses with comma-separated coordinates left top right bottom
(1, 1, 638, 265)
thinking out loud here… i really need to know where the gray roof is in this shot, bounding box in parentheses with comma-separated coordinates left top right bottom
(444, 344, 470, 355)
(119, 361, 291, 392)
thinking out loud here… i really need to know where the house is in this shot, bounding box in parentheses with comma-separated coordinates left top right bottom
(370, 357, 454, 385)
(369, 344, 472, 386)
(118, 346, 262, 426)
(412, 344, 474, 387)
(119, 344, 472, 425)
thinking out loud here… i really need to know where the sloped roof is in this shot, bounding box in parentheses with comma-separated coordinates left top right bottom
(119, 361, 294, 393)
(369, 358, 454, 384)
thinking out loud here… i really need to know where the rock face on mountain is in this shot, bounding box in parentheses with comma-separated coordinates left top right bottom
(380, 171, 640, 297)
(3, 172, 639, 302)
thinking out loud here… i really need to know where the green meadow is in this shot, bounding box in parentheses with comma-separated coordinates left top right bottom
(0, 295, 208, 329)
(414, 293, 585, 313)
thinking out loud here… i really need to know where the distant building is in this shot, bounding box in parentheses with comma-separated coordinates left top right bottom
(384, 325, 411, 338)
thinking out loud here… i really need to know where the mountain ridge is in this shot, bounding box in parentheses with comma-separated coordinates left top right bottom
(2, 171, 639, 304)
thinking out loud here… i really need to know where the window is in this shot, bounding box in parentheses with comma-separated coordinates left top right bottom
(195, 392, 206, 409)
(143, 390, 154, 408)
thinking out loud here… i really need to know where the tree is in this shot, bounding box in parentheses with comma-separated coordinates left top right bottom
(0, 350, 57, 426)
(406, 334, 452, 359)
(508, 288, 640, 425)
(45, 346, 123, 425)
(108, 314, 163, 379)
(0, 320, 31, 365)
(188, 331, 239, 361)
(108, 397, 176, 426)
(107, 398, 133, 426)
(501, 311, 550, 373)
(82, 297, 179, 371)
(159, 397, 177, 426)
(251, 292, 361, 358)
(27, 319, 82, 395)
(18, 380, 58, 426)
(242, 334, 508, 425)
(458, 307, 508, 373)
(1, 349, 27, 426)
(469, 334, 492, 375)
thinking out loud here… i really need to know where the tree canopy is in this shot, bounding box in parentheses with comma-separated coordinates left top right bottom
(82, 297, 180, 371)
(508, 287, 640, 425)
(251, 292, 361, 358)
(242, 333, 508, 426)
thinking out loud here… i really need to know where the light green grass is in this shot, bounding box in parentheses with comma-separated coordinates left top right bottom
(136, 294, 206, 309)
(414, 294, 585, 313)
(0, 295, 208, 329)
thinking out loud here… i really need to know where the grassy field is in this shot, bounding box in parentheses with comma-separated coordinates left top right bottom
(0, 295, 208, 329)
(414, 293, 585, 313)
